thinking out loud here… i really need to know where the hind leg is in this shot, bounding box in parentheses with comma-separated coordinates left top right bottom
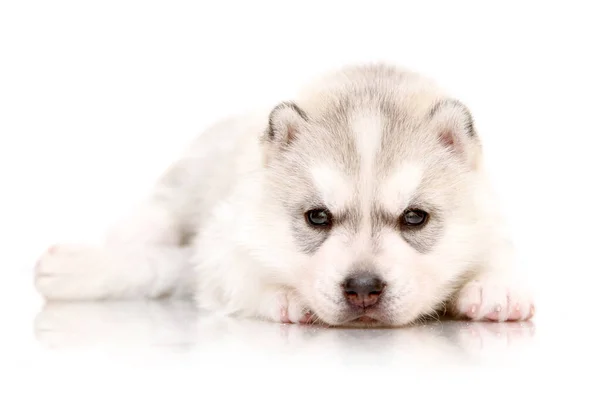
(35, 200, 194, 300)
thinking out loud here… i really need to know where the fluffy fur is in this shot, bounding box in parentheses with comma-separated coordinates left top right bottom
(35, 63, 534, 327)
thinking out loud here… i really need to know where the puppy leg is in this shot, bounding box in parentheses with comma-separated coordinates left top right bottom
(253, 288, 315, 324)
(451, 237, 535, 322)
(35, 200, 193, 300)
(451, 273, 534, 322)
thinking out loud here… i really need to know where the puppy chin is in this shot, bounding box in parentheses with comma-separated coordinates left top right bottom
(313, 303, 428, 328)
(336, 316, 388, 328)
(310, 307, 393, 327)
(319, 314, 401, 328)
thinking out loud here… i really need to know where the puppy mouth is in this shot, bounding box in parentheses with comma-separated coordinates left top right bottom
(337, 311, 388, 327)
(354, 316, 378, 323)
(311, 309, 393, 327)
(339, 316, 385, 328)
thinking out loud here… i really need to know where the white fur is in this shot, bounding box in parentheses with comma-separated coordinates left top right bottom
(352, 113, 382, 187)
(310, 165, 353, 212)
(35, 64, 534, 326)
(380, 162, 424, 213)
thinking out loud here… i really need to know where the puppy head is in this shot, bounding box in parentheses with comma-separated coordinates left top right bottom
(261, 70, 485, 326)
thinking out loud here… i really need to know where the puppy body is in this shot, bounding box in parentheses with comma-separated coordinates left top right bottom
(36, 64, 533, 326)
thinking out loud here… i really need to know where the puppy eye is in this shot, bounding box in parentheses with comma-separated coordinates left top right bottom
(401, 209, 429, 227)
(305, 208, 332, 228)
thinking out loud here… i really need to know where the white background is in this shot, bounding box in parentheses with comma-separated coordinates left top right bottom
(1, 1, 599, 398)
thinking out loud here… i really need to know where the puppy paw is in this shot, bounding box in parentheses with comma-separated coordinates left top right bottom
(275, 292, 314, 324)
(453, 275, 534, 322)
(35, 244, 116, 300)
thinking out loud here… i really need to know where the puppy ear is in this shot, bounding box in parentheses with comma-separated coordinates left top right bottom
(427, 99, 480, 161)
(265, 101, 309, 146)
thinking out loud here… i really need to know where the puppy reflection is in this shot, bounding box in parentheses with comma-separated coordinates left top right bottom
(34, 300, 199, 350)
(35, 301, 535, 365)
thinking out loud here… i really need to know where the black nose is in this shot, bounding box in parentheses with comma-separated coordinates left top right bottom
(342, 273, 385, 308)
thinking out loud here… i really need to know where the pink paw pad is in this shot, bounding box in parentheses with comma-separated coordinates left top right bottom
(507, 304, 522, 321)
(485, 305, 502, 321)
(276, 292, 313, 324)
(466, 305, 479, 319)
(35, 245, 59, 272)
(299, 312, 314, 325)
(279, 305, 291, 324)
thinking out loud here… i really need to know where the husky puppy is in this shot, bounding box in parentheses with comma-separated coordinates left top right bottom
(35, 64, 534, 326)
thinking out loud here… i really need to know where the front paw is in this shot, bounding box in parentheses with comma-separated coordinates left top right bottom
(453, 276, 535, 322)
(274, 291, 314, 324)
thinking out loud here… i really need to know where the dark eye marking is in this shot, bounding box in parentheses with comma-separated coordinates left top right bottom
(399, 208, 429, 228)
(305, 208, 333, 228)
(371, 205, 442, 253)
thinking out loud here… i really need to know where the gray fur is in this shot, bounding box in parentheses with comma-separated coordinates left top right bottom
(371, 206, 444, 254)
(428, 98, 476, 137)
(266, 64, 475, 256)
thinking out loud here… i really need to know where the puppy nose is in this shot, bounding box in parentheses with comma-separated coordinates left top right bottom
(342, 273, 385, 308)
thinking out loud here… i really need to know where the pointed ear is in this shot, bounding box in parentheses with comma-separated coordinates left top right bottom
(427, 99, 481, 163)
(265, 101, 309, 146)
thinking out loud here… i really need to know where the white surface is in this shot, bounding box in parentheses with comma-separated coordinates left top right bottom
(1, 1, 599, 398)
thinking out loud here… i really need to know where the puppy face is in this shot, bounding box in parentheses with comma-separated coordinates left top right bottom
(262, 80, 484, 326)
